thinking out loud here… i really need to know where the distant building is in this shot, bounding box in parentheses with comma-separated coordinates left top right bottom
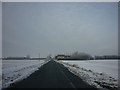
(55, 54, 66, 60)
(55, 54, 71, 60)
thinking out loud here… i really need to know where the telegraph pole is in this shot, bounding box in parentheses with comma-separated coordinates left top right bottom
(39, 53, 40, 60)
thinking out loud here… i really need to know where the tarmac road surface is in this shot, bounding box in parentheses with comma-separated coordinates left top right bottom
(6, 60, 97, 89)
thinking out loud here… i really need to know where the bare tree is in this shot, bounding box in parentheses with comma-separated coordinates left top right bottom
(70, 51, 93, 60)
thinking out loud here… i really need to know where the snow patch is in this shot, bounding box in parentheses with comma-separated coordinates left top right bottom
(2, 60, 49, 89)
(56, 60, 119, 90)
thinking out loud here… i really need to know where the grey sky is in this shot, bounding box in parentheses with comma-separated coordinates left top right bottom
(3, 2, 118, 57)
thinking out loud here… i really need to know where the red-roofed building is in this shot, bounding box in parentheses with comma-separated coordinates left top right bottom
(55, 54, 71, 60)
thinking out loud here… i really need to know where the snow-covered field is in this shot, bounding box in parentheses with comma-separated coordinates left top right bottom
(2, 60, 49, 89)
(62, 60, 118, 79)
(57, 60, 119, 89)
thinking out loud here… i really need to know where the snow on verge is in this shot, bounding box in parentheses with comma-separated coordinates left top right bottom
(56, 60, 119, 90)
(2, 60, 50, 89)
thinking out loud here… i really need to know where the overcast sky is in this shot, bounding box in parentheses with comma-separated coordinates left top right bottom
(3, 2, 118, 57)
